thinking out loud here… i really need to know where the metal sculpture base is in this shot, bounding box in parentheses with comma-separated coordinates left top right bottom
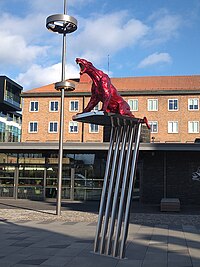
(73, 111, 146, 259)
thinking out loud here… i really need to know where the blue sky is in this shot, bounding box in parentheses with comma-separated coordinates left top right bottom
(0, 0, 199, 90)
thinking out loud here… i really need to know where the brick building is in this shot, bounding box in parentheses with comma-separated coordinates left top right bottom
(21, 74, 200, 143)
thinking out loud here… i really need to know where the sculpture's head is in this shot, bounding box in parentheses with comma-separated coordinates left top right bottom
(76, 58, 94, 75)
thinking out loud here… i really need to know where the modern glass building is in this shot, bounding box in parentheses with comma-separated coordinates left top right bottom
(0, 76, 22, 142)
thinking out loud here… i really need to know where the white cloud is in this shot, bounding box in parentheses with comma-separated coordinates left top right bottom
(138, 52, 172, 68)
(16, 63, 79, 90)
(0, 4, 184, 88)
(144, 10, 182, 46)
(71, 11, 149, 63)
(0, 31, 48, 67)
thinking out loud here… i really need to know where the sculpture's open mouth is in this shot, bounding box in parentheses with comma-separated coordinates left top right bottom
(79, 63, 85, 72)
(76, 58, 85, 74)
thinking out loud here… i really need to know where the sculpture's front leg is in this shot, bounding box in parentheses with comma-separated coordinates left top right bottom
(82, 83, 99, 113)
(83, 97, 99, 113)
(100, 77, 111, 112)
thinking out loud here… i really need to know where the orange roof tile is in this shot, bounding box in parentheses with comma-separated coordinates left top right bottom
(22, 75, 200, 95)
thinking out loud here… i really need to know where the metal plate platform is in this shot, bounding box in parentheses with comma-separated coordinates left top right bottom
(72, 111, 141, 126)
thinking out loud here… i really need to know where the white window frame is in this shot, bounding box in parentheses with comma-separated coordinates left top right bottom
(29, 101, 39, 112)
(188, 121, 199, 133)
(49, 101, 59, 112)
(149, 121, 158, 133)
(168, 99, 178, 111)
(188, 98, 199, 111)
(49, 121, 58, 133)
(147, 99, 158, 111)
(69, 121, 78, 133)
(29, 121, 38, 133)
(69, 100, 79, 112)
(168, 121, 178, 134)
(128, 99, 138, 111)
(89, 124, 99, 133)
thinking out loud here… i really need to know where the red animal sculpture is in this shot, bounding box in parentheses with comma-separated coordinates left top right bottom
(76, 58, 134, 117)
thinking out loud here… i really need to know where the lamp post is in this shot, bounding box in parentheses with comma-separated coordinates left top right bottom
(46, 0, 77, 215)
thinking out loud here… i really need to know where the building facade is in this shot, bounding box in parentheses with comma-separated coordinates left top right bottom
(0, 76, 22, 142)
(21, 74, 200, 143)
(0, 142, 200, 205)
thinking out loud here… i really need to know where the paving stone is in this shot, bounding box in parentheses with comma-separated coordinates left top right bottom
(10, 242, 33, 247)
(1, 201, 200, 267)
(116, 259, 142, 267)
(18, 258, 48, 265)
(40, 256, 73, 266)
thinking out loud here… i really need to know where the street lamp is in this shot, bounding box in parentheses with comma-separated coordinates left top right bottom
(46, 0, 77, 215)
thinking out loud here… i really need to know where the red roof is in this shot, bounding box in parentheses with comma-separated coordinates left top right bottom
(22, 74, 200, 95)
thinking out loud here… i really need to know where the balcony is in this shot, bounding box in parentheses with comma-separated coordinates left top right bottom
(0, 76, 22, 112)
(4, 92, 20, 108)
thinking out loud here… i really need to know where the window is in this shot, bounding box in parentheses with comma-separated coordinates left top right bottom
(168, 121, 178, 133)
(188, 98, 199, 110)
(128, 99, 138, 111)
(188, 121, 199, 133)
(168, 99, 178, 111)
(49, 122, 58, 133)
(70, 100, 79, 112)
(69, 121, 78, 133)
(30, 101, 38, 112)
(49, 101, 59, 112)
(148, 99, 158, 111)
(93, 104, 99, 111)
(89, 124, 99, 133)
(149, 121, 158, 133)
(29, 122, 38, 133)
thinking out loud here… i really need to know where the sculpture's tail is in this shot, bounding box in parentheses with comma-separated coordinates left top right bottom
(140, 116, 151, 129)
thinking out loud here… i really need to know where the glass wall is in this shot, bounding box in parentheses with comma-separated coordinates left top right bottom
(0, 152, 107, 201)
(18, 165, 44, 199)
(0, 165, 15, 197)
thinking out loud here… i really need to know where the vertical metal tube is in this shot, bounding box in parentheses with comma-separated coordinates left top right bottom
(64, 0, 67, 14)
(94, 125, 116, 252)
(99, 124, 123, 254)
(43, 168, 47, 200)
(164, 152, 167, 198)
(112, 124, 136, 257)
(56, 0, 67, 215)
(106, 124, 129, 255)
(56, 87, 65, 216)
(120, 123, 142, 258)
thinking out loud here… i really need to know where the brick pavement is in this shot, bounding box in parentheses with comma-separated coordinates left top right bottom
(0, 199, 200, 267)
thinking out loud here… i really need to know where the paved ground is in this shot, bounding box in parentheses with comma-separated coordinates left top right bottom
(0, 199, 200, 267)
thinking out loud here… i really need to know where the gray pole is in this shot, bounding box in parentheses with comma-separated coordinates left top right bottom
(56, 0, 67, 216)
(46, 0, 77, 216)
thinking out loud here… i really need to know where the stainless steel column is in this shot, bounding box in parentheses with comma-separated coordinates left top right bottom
(119, 122, 142, 258)
(93, 117, 145, 258)
(106, 122, 129, 255)
(73, 112, 147, 259)
(94, 123, 117, 252)
(112, 122, 136, 257)
(99, 122, 123, 253)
